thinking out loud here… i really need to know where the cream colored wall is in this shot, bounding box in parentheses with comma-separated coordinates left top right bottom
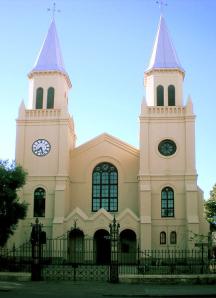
(140, 110, 196, 176)
(145, 70, 184, 106)
(16, 118, 73, 176)
(14, 69, 76, 245)
(138, 89, 208, 249)
(28, 72, 70, 112)
(69, 134, 139, 219)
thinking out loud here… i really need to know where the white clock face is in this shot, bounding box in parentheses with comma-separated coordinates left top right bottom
(32, 139, 51, 157)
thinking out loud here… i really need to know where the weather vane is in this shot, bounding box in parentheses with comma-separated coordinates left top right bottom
(156, 0, 168, 13)
(47, 2, 61, 18)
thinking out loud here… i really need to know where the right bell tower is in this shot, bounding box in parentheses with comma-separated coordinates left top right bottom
(139, 14, 204, 250)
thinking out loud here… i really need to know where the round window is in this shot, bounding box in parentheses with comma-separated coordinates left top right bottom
(158, 139, 176, 156)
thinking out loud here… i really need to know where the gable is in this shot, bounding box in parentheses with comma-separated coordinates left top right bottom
(71, 133, 139, 157)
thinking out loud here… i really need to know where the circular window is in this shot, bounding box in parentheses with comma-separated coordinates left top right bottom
(158, 139, 176, 156)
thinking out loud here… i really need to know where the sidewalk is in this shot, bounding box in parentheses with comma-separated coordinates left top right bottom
(1, 281, 216, 297)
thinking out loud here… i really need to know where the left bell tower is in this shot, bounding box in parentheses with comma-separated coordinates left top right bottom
(15, 18, 75, 242)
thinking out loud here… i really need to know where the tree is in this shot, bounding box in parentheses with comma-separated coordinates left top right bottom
(0, 160, 28, 246)
(205, 183, 216, 225)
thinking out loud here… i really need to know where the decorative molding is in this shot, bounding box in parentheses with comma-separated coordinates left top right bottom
(139, 184, 151, 191)
(53, 217, 64, 224)
(28, 70, 72, 88)
(72, 133, 139, 157)
(90, 208, 113, 221)
(64, 207, 88, 222)
(185, 183, 197, 191)
(140, 216, 152, 224)
(117, 208, 139, 222)
(187, 216, 199, 224)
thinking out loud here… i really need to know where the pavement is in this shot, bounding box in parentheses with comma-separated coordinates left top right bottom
(0, 281, 216, 298)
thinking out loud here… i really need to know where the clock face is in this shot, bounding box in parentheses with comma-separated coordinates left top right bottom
(158, 139, 176, 156)
(32, 139, 51, 157)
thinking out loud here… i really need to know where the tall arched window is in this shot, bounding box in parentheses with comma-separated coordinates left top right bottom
(47, 87, 55, 109)
(161, 187, 174, 217)
(168, 85, 175, 106)
(92, 162, 118, 212)
(34, 187, 45, 217)
(160, 231, 166, 245)
(170, 231, 177, 244)
(36, 87, 43, 109)
(157, 85, 164, 106)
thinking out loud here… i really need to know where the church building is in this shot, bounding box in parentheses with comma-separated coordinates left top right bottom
(14, 14, 208, 252)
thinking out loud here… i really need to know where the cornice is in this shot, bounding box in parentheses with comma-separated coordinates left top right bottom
(28, 70, 72, 88)
(144, 68, 185, 78)
(72, 133, 139, 157)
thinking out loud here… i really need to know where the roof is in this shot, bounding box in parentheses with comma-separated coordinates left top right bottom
(30, 18, 68, 76)
(147, 15, 184, 72)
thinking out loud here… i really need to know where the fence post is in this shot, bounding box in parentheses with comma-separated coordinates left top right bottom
(109, 216, 120, 283)
(31, 218, 43, 281)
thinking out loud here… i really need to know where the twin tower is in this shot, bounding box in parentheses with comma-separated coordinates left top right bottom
(14, 15, 208, 250)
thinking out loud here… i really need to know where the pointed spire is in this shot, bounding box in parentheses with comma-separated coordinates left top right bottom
(141, 96, 147, 115)
(147, 15, 184, 73)
(18, 100, 26, 119)
(186, 95, 193, 114)
(30, 18, 68, 75)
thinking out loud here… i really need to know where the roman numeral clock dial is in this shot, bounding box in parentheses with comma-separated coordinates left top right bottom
(32, 139, 51, 157)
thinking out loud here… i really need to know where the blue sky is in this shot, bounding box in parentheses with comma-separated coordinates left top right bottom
(0, 0, 215, 199)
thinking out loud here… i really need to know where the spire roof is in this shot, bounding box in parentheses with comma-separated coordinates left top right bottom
(30, 19, 67, 75)
(147, 15, 184, 72)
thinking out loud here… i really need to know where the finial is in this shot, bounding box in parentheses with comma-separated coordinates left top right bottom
(47, 2, 61, 19)
(73, 218, 78, 229)
(156, 0, 168, 14)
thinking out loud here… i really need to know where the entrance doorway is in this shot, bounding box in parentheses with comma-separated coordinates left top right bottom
(68, 229, 84, 263)
(119, 229, 137, 263)
(94, 229, 111, 264)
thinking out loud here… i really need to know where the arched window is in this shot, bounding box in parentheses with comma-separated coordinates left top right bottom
(36, 87, 43, 109)
(170, 231, 177, 244)
(47, 87, 54, 109)
(92, 162, 118, 212)
(161, 187, 174, 217)
(157, 85, 164, 106)
(160, 231, 166, 245)
(168, 85, 175, 106)
(34, 187, 45, 217)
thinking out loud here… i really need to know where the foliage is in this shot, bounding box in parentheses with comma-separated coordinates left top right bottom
(205, 183, 216, 224)
(0, 160, 27, 246)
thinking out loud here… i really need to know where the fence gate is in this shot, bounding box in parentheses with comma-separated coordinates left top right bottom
(41, 236, 110, 281)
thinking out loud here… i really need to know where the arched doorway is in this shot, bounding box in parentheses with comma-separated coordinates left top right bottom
(94, 229, 111, 264)
(120, 229, 137, 264)
(68, 229, 84, 263)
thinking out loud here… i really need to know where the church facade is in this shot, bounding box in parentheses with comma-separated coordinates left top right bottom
(14, 15, 208, 251)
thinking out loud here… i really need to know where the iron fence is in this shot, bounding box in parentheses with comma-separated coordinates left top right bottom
(119, 248, 216, 275)
(1, 238, 216, 280)
(0, 241, 32, 272)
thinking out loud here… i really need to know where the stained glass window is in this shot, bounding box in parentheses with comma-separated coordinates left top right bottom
(161, 187, 174, 217)
(34, 187, 45, 217)
(157, 85, 164, 106)
(160, 231, 166, 244)
(170, 231, 177, 244)
(47, 87, 54, 109)
(168, 85, 175, 106)
(36, 87, 43, 109)
(92, 163, 118, 212)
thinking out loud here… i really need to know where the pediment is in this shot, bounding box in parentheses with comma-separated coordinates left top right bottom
(117, 208, 139, 222)
(90, 208, 113, 221)
(64, 207, 88, 222)
(72, 133, 139, 157)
